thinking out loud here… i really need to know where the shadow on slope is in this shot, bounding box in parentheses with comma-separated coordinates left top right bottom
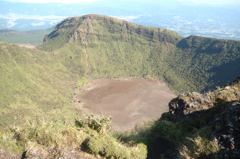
(204, 57, 240, 92)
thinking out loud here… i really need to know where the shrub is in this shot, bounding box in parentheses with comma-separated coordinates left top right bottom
(86, 133, 147, 159)
(75, 113, 111, 133)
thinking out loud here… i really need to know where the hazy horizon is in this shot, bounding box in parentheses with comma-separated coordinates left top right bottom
(1, 0, 240, 40)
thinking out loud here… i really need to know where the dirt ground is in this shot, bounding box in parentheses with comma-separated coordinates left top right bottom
(77, 78, 176, 130)
(17, 43, 39, 48)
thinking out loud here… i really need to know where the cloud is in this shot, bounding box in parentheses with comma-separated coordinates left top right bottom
(178, 0, 240, 5)
(2, 0, 103, 3)
(207, 19, 215, 22)
(0, 13, 67, 21)
(49, 20, 61, 25)
(0, 13, 66, 28)
(31, 21, 45, 27)
(7, 19, 17, 28)
(112, 15, 141, 22)
(19, 24, 28, 28)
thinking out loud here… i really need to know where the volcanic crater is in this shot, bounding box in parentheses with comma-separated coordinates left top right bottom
(76, 78, 176, 130)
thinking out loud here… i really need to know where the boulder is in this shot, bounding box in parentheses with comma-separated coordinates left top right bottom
(169, 92, 214, 121)
(210, 102, 240, 159)
(235, 92, 240, 99)
(168, 76, 240, 158)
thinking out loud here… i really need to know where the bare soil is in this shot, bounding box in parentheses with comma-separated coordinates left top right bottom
(17, 43, 39, 48)
(77, 78, 176, 130)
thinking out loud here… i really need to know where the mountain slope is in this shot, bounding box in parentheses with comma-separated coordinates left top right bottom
(172, 35, 240, 92)
(38, 15, 182, 51)
(1, 14, 239, 128)
(38, 14, 240, 93)
(0, 14, 239, 159)
(0, 42, 84, 128)
(0, 28, 54, 44)
(37, 14, 192, 93)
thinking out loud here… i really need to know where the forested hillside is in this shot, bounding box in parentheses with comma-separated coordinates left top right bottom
(0, 14, 240, 159)
(0, 28, 53, 44)
(1, 14, 239, 128)
(38, 14, 240, 93)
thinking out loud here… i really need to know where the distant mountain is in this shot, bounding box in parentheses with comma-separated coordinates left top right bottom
(0, 14, 239, 128)
(37, 15, 187, 91)
(38, 14, 240, 93)
(1, 12, 240, 159)
(0, 0, 240, 40)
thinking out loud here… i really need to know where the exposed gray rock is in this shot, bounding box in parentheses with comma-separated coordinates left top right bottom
(168, 76, 240, 158)
(22, 147, 96, 159)
(169, 92, 214, 121)
(220, 149, 240, 159)
(230, 76, 240, 86)
(210, 102, 240, 159)
(0, 149, 21, 159)
(235, 92, 240, 99)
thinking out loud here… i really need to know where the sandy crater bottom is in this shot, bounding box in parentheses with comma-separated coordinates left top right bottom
(77, 78, 176, 130)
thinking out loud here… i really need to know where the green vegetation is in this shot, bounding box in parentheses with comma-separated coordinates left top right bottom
(38, 15, 240, 93)
(116, 80, 239, 158)
(173, 35, 240, 92)
(0, 69, 239, 158)
(147, 78, 239, 158)
(76, 76, 89, 87)
(0, 14, 240, 158)
(0, 28, 53, 45)
(0, 41, 85, 128)
(0, 114, 147, 158)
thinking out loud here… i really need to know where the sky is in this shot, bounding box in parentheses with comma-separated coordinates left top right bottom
(1, 0, 240, 40)
(2, 0, 240, 5)
(2, 0, 102, 3)
(178, 0, 240, 5)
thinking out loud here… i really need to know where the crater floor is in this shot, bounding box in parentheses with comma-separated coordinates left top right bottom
(77, 78, 176, 130)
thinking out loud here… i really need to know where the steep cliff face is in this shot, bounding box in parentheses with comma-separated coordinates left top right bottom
(38, 14, 190, 93)
(37, 15, 240, 93)
(39, 14, 182, 52)
(0, 14, 240, 158)
(170, 35, 240, 92)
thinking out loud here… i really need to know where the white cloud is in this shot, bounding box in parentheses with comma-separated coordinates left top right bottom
(19, 24, 28, 28)
(207, 19, 215, 22)
(186, 21, 192, 24)
(31, 21, 45, 26)
(2, 0, 103, 3)
(112, 15, 141, 22)
(49, 20, 60, 25)
(7, 19, 17, 28)
(194, 19, 201, 22)
(0, 13, 66, 21)
(178, 0, 240, 5)
(0, 13, 66, 28)
(178, 0, 197, 1)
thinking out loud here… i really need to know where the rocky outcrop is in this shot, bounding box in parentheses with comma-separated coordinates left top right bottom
(169, 92, 214, 121)
(168, 76, 240, 158)
(169, 99, 240, 158)
(169, 76, 240, 122)
(211, 101, 240, 159)
(0, 147, 96, 159)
